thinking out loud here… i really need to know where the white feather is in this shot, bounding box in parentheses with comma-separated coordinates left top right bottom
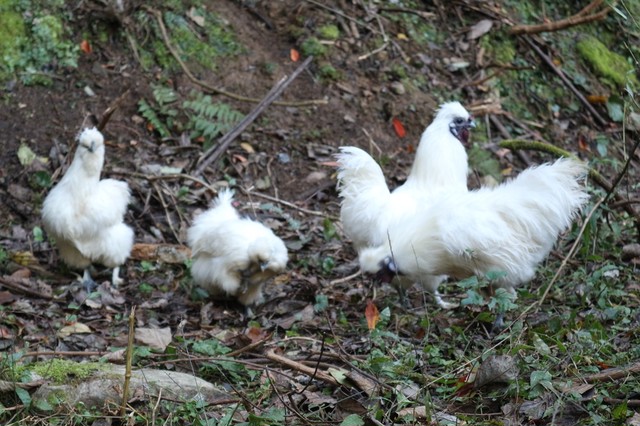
(187, 189, 288, 306)
(359, 158, 589, 293)
(336, 102, 472, 303)
(42, 127, 134, 284)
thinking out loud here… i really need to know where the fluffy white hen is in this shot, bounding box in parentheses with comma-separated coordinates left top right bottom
(42, 127, 134, 289)
(187, 189, 288, 310)
(359, 158, 589, 305)
(336, 102, 475, 306)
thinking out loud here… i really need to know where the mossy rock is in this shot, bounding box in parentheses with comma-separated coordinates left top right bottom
(577, 36, 638, 90)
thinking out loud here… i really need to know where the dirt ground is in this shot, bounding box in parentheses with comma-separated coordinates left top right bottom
(1, 0, 639, 424)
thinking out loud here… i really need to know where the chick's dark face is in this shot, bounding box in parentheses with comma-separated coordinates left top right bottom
(449, 116, 476, 146)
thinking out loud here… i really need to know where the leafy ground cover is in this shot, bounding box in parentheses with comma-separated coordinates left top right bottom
(0, 0, 639, 424)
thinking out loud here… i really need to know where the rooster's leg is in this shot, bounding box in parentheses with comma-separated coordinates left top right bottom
(82, 268, 98, 292)
(112, 267, 124, 287)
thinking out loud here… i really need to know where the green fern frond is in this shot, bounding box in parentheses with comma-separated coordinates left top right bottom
(138, 99, 171, 138)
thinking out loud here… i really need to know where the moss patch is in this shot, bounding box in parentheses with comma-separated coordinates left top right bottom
(31, 359, 106, 385)
(0, 10, 26, 79)
(577, 36, 638, 89)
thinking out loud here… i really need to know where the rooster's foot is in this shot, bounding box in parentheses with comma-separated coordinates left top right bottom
(111, 267, 124, 287)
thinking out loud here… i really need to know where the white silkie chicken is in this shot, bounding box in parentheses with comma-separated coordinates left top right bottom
(187, 189, 288, 311)
(42, 127, 134, 290)
(358, 158, 589, 316)
(336, 102, 475, 307)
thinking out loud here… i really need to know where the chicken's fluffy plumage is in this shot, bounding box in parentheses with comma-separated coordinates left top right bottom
(187, 189, 288, 307)
(337, 102, 473, 304)
(42, 127, 133, 286)
(359, 158, 589, 293)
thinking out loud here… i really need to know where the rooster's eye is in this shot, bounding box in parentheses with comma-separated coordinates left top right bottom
(453, 117, 464, 125)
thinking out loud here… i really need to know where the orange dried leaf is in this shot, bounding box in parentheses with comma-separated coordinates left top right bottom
(80, 40, 92, 54)
(586, 95, 608, 104)
(290, 48, 300, 62)
(392, 117, 406, 138)
(365, 300, 380, 330)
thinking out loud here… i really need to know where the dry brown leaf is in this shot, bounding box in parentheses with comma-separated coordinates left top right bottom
(135, 327, 172, 351)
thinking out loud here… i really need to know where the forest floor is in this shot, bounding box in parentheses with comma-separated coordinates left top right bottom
(0, 0, 639, 425)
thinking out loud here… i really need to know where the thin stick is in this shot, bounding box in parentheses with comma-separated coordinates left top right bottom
(121, 306, 136, 418)
(240, 188, 331, 218)
(97, 89, 130, 132)
(195, 56, 315, 175)
(264, 349, 339, 386)
(499, 139, 640, 231)
(523, 37, 608, 126)
(0, 276, 53, 300)
(508, 0, 611, 35)
(149, 8, 325, 108)
(329, 269, 362, 285)
(536, 197, 603, 308)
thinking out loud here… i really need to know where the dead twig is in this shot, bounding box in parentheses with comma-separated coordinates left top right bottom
(195, 56, 315, 175)
(148, 7, 326, 108)
(523, 37, 609, 126)
(240, 187, 332, 218)
(581, 360, 640, 383)
(121, 306, 136, 418)
(0, 276, 53, 300)
(499, 139, 640, 233)
(508, 0, 612, 35)
(264, 349, 339, 387)
(97, 89, 130, 132)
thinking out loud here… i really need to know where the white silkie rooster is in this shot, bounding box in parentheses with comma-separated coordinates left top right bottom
(359, 157, 589, 323)
(336, 102, 475, 307)
(42, 127, 134, 290)
(187, 189, 288, 313)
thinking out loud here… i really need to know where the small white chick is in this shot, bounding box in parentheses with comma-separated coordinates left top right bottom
(42, 127, 134, 290)
(187, 189, 288, 310)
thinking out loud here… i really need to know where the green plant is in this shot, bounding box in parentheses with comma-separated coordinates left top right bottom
(138, 84, 180, 138)
(301, 37, 327, 57)
(183, 91, 244, 150)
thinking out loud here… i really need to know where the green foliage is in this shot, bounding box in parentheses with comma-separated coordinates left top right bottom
(184, 91, 244, 150)
(138, 85, 243, 147)
(318, 24, 340, 40)
(300, 37, 327, 57)
(577, 36, 638, 89)
(0, 1, 78, 84)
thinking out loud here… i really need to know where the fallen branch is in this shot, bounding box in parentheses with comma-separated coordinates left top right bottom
(508, 0, 611, 35)
(523, 37, 608, 126)
(499, 139, 640, 233)
(264, 349, 339, 387)
(195, 56, 314, 175)
(0, 276, 53, 300)
(148, 7, 326, 108)
(582, 361, 640, 383)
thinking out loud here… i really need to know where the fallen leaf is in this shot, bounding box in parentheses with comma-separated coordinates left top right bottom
(57, 323, 92, 338)
(467, 19, 493, 40)
(365, 300, 379, 330)
(187, 7, 205, 26)
(392, 117, 406, 138)
(290, 48, 300, 62)
(240, 142, 255, 153)
(135, 327, 172, 351)
(80, 40, 92, 54)
(17, 144, 37, 166)
(397, 33, 408, 40)
(587, 94, 608, 104)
